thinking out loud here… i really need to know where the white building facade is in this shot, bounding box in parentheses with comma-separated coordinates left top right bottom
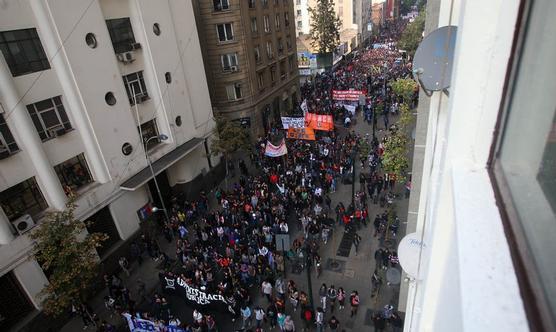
(401, 0, 556, 330)
(0, 0, 217, 328)
(294, 0, 312, 36)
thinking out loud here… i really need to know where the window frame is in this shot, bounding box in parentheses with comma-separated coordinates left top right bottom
(0, 177, 48, 221)
(284, 12, 290, 26)
(105, 18, 137, 54)
(0, 28, 50, 77)
(251, 17, 258, 34)
(139, 119, 161, 150)
(54, 153, 93, 195)
(488, 0, 556, 330)
(0, 113, 19, 155)
(221, 53, 239, 72)
(213, 0, 230, 11)
(275, 13, 281, 30)
(226, 83, 243, 101)
(263, 15, 271, 33)
(123, 71, 149, 105)
(26, 96, 72, 141)
(266, 41, 274, 59)
(257, 70, 265, 90)
(254, 46, 261, 63)
(249, 0, 256, 9)
(216, 23, 234, 42)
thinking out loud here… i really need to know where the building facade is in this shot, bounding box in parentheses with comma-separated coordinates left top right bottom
(399, 0, 555, 330)
(0, 0, 217, 329)
(294, 0, 313, 36)
(193, 0, 300, 136)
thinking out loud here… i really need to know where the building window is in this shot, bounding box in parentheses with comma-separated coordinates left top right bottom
(54, 154, 93, 195)
(216, 23, 234, 42)
(254, 46, 261, 63)
(213, 0, 230, 11)
(280, 60, 287, 80)
(266, 41, 274, 59)
(0, 177, 47, 221)
(296, 0, 301, 5)
(258, 70, 265, 90)
(286, 36, 292, 50)
(251, 17, 258, 34)
(26, 96, 72, 141)
(221, 53, 239, 72)
(249, 0, 256, 8)
(285, 12, 290, 26)
(264, 16, 271, 33)
(270, 65, 277, 82)
(0, 272, 34, 329)
(0, 28, 50, 77)
(262, 0, 269, 7)
(226, 83, 243, 101)
(123, 71, 148, 105)
(297, 21, 303, 28)
(0, 113, 19, 156)
(490, 0, 556, 328)
(277, 38, 284, 55)
(275, 14, 281, 30)
(139, 119, 160, 150)
(289, 54, 295, 72)
(297, 10, 302, 16)
(106, 18, 136, 54)
(274, 0, 279, 6)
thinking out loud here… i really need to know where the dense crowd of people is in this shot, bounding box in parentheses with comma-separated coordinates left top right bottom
(82, 20, 416, 332)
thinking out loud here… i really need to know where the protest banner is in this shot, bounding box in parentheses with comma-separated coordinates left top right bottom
(340, 104, 357, 115)
(123, 313, 186, 332)
(300, 99, 309, 115)
(332, 90, 364, 101)
(305, 113, 334, 131)
(286, 127, 316, 140)
(264, 139, 288, 157)
(281, 117, 305, 129)
(160, 273, 234, 314)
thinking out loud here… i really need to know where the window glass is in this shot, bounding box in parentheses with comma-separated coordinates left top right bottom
(105, 18, 136, 54)
(54, 154, 93, 195)
(0, 177, 48, 220)
(0, 113, 19, 154)
(139, 119, 160, 150)
(492, 0, 556, 326)
(123, 71, 148, 105)
(26, 96, 72, 141)
(0, 28, 50, 77)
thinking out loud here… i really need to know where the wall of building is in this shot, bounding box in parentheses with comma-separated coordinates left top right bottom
(401, 0, 529, 330)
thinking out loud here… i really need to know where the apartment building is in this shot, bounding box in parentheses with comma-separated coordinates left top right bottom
(193, 0, 300, 135)
(294, 0, 314, 36)
(0, 0, 217, 329)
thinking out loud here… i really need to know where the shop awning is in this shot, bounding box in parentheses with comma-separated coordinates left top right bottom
(120, 137, 204, 191)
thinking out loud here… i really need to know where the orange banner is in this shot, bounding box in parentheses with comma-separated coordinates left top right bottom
(305, 113, 334, 131)
(287, 127, 316, 140)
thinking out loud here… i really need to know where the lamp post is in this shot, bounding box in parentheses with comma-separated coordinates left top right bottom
(145, 134, 170, 226)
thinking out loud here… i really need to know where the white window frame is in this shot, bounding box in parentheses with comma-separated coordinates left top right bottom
(258, 71, 265, 89)
(213, 0, 230, 11)
(284, 12, 290, 26)
(266, 41, 274, 59)
(275, 14, 281, 30)
(226, 83, 243, 101)
(0, 114, 18, 154)
(26, 96, 72, 141)
(123, 71, 148, 105)
(216, 23, 234, 42)
(261, 0, 268, 7)
(278, 38, 284, 55)
(221, 53, 239, 72)
(254, 46, 261, 63)
(264, 15, 271, 33)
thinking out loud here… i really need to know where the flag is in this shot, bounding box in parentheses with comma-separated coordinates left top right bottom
(305, 113, 334, 131)
(286, 127, 316, 140)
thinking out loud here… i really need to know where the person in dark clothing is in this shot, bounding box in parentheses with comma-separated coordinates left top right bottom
(373, 313, 386, 332)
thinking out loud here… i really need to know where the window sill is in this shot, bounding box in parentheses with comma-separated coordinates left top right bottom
(217, 40, 237, 45)
(212, 9, 232, 14)
(41, 127, 75, 143)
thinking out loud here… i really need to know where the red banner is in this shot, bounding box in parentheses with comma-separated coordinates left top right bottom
(287, 127, 316, 140)
(305, 113, 334, 131)
(332, 90, 364, 101)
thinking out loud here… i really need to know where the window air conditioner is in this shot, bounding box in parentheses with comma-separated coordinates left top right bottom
(230, 65, 238, 72)
(135, 93, 150, 104)
(12, 214, 35, 235)
(131, 42, 142, 50)
(117, 52, 135, 63)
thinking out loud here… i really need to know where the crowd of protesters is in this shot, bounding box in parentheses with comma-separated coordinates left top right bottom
(82, 21, 416, 332)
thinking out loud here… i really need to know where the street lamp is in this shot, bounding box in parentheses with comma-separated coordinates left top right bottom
(145, 134, 171, 227)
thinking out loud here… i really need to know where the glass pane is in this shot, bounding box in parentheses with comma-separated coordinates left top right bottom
(217, 25, 225, 41)
(35, 99, 54, 111)
(41, 110, 60, 128)
(495, 0, 556, 323)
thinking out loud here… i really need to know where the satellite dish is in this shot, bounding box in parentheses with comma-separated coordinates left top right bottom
(413, 26, 457, 94)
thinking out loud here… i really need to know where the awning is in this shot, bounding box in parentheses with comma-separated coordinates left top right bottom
(120, 137, 204, 191)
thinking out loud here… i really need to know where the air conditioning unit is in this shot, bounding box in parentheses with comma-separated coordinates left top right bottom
(230, 66, 238, 72)
(131, 42, 142, 50)
(12, 214, 35, 235)
(117, 51, 135, 63)
(55, 127, 68, 136)
(135, 93, 149, 104)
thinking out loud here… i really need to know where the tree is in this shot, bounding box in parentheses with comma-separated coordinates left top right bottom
(391, 78, 418, 104)
(31, 199, 108, 316)
(210, 116, 251, 186)
(381, 131, 410, 183)
(400, 0, 416, 16)
(309, 0, 342, 54)
(398, 10, 426, 56)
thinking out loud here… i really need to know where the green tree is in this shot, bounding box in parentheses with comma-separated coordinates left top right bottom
(309, 0, 342, 54)
(400, 0, 416, 16)
(391, 78, 418, 104)
(398, 10, 426, 56)
(381, 131, 410, 183)
(31, 199, 108, 316)
(210, 116, 251, 186)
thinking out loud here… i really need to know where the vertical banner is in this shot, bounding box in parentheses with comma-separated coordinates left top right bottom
(300, 99, 309, 116)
